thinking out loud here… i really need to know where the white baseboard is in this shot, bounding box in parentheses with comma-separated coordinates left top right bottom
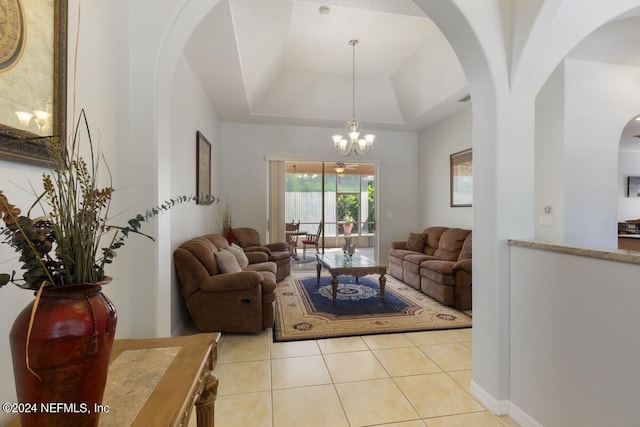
(470, 380, 510, 415)
(171, 319, 186, 337)
(508, 402, 545, 427)
(470, 380, 544, 427)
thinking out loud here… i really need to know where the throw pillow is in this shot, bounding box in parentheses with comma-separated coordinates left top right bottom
(225, 243, 250, 270)
(214, 251, 242, 274)
(406, 232, 427, 252)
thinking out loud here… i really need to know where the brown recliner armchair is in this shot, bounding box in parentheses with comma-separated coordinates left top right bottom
(232, 227, 291, 282)
(174, 234, 276, 333)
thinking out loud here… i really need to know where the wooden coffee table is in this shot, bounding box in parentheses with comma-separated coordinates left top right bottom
(316, 253, 387, 303)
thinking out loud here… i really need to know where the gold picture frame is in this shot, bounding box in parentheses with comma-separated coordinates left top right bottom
(196, 131, 212, 205)
(0, 0, 68, 167)
(450, 148, 473, 207)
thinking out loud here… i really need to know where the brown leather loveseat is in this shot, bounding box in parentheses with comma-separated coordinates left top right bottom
(388, 226, 472, 310)
(174, 234, 277, 333)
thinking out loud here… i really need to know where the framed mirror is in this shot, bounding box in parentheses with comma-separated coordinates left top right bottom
(0, 0, 68, 167)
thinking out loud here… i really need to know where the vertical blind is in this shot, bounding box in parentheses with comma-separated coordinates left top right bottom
(267, 160, 285, 243)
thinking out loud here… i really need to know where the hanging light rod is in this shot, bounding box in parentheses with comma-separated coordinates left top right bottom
(332, 39, 375, 157)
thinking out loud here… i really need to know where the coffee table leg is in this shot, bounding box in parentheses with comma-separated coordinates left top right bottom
(331, 275, 338, 304)
(316, 260, 321, 284)
(379, 274, 386, 302)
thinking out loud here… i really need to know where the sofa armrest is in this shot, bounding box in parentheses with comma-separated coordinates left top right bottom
(200, 271, 263, 292)
(452, 258, 472, 274)
(246, 251, 269, 264)
(265, 242, 288, 252)
(243, 245, 272, 255)
(390, 241, 407, 250)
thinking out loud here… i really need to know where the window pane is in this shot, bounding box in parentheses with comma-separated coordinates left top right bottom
(337, 174, 360, 192)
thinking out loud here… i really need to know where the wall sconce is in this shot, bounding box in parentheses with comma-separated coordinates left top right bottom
(15, 111, 33, 127)
(15, 110, 51, 133)
(33, 110, 51, 133)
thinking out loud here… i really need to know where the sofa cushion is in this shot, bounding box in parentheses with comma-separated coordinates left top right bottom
(388, 248, 418, 263)
(433, 228, 470, 261)
(403, 253, 438, 266)
(247, 261, 278, 275)
(420, 260, 456, 285)
(209, 234, 230, 250)
(225, 243, 250, 269)
(458, 233, 472, 261)
(405, 232, 427, 252)
(421, 259, 455, 275)
(214, 251, 243, 274)
(233, 227, 262, 247)
(423, 226, 448, 255)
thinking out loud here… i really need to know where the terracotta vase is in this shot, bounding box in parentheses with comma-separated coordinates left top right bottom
(9, 281, 117, 427)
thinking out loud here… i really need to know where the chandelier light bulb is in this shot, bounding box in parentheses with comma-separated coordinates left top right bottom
(332, 135, 343, 147)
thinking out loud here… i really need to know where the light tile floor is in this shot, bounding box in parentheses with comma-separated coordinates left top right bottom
(205, 327, 520, 427)
(185, 256, 517, 426)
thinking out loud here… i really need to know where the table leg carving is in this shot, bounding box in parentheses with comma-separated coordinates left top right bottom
(379, 274, 386, 302)
(331, 275, 338, 304)
(195, 371, 218, 427)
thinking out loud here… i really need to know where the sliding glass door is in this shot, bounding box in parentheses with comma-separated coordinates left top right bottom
(284, 161, 376, 259)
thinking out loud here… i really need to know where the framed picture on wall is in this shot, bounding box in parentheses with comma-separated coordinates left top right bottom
(450, 148, 473, 207)
(627, 176, 640, 198)
(0, 0, 68, 167)
(196, 131, 212, 205)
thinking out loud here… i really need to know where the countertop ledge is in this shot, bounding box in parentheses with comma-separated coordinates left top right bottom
(508, 239, 640, 265)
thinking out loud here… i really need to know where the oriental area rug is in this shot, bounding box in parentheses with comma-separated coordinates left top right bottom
(273, 274, 472, 342)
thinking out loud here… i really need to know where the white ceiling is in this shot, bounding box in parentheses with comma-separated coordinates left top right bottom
(567, 15, 640, 152)
(183, 0, 469, 133)
(183, 1, 640, 149)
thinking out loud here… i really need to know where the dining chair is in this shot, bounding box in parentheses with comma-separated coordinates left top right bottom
(285, 221, 300, 260)
(301, 221, 323, 260)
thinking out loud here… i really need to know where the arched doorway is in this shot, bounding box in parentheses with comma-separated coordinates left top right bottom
(618, 115, 640, 251)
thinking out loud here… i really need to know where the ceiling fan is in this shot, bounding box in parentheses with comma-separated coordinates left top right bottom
(334, 162, 359, 174)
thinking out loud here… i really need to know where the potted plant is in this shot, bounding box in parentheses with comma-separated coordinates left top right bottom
(342, 214, 354, 235)
(0, 110, 214, 427)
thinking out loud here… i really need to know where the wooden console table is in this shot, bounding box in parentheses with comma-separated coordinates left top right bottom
(7, 333, 220, 427)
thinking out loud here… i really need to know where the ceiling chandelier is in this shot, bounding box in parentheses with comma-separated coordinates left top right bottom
(332, 39, 375, 157)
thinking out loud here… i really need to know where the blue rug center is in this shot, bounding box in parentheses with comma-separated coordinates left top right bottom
(298, 276, 416, 317)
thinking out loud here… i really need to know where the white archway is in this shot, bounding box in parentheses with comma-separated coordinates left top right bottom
(618, 116, 640, 230)
(147, 0, 640, 417)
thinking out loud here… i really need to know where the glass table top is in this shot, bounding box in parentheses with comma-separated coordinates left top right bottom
(316, 252, 377, 268)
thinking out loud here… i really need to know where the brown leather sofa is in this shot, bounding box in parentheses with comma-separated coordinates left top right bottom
(232, 227, 291, 282)
(174, 234, 277, 333)
(388, 226, 472, 310)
